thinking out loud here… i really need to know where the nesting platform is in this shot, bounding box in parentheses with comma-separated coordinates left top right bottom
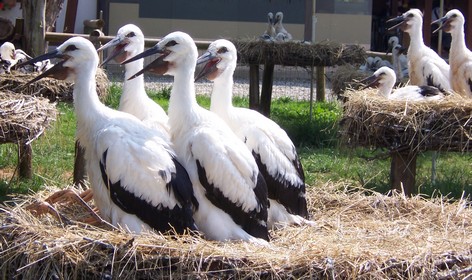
(232, 39, 366, 116)
(1, 183, 472, 279)
(340, 90, 472, 195)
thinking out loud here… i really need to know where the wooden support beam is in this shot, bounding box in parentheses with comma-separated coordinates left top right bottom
(249, 64, 260, 110)
(260, 62, 274, 117)
(390, 151, 417, 197)
(63, 0, 78, 33)
(18, 143, 32, 179)
(21, 0, 46, 56)
(316, 66, 325, 102)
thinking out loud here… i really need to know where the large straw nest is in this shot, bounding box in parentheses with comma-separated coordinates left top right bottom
(1, 183, 471, 279)
(0, 90, 56, 144)
(0, 68, 109, 103)
(340, 89, 472, 153)
(233, 39, 366, 67)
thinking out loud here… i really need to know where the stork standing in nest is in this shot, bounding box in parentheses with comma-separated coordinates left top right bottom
(21, 37, 198, 234)
(433, 9, 472, 98)
(195, 39, 314, 228)
(387, 9, 451, 91)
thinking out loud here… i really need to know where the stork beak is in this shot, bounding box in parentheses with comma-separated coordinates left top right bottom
(122, 44, 168, 80)
(19, 49, 70, 86)
(359, 74, 381, 89)
(195, 51, 220, 82)
(431, 16, 448, 33)
(97, 36, 127, 66)
(387, 15, 406, 31)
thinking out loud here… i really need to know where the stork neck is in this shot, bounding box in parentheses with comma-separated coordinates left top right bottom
(379, 80, 394, 98)
(210, 72, 234, 115)
(121, 58, 147, 106)
(168, 66, 198, 119)
(449, 25, 467, 58)
(407, 24, 425, 53)
(73, 64, 103, 122)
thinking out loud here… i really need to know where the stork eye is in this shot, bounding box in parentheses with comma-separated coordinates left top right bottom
(126, 32, 136, 38)
(407, 13, 414, 18)
(65, 45, 78, 52)
(451, 14, 458, 18)
(166, 40, 177, 47)
(217, 47, 228, 54)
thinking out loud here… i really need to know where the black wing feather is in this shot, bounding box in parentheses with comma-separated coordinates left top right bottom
(253, 151, 309, 218)
(99, 149, 198, 234)
(196, 159, 269, 241)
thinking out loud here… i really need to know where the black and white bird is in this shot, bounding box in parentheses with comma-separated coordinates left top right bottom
(274, 12, 292, 41)
(387, 8, 451, 91)
(260, 12, 276, 41)
(98, 24, 169, 132)
(432, 9, 472, 98)
(123, 31, 269, 244)
(0, 42, 50, 73)
(195, 39, 313, 228)
(21, 37, 198, 234)
(360, 66, 444, 101)
(391, 44, 409, 79)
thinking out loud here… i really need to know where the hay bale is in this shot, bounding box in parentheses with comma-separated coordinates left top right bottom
(0, 90, 56, 144)
(0, 68, 109, 102)
(233, 39, 366, 67)
(339, 90, 472, 153)
(1, 183, 472, 279)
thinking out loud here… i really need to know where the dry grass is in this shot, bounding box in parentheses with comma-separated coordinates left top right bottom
(340, 90, 472, 154)
(0, 90, 57, 145)
(0, 68, 109, 103)
(233, 39, 366, 67)
(1, 183, 471, 279)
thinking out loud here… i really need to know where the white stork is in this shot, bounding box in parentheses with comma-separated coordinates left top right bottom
(260, 12, 276, 41)
(360, 66, 444, 101)
(195, 39, 313, 228)
(123, 31, 270, 244)
(432, 9, 472, 98)
(274, 12, 292, 41)
(391, 44, 409, 79)
(387, 8, 451, 91)
(21, 37, 198, 234)
(97, 24, 169, 132)
(0, 42, 49, 73)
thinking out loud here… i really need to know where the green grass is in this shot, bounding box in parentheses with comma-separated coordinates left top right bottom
(1, 84, 471, 201)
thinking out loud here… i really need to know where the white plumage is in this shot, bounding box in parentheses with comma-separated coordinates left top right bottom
(260, 12, 276, 41)
(23, 37, 198, 234)
(274, 12, 292, 41)
(0, 42, 49, 73)
(123, 32, 269, 244)
(391, 44, 409, 79)
(433, 9, 472, 98)
(98, 24, 169, 132)
(195, 39, 313, 228)
(361, 66, 444, 101)
(387, 9, 451, 91)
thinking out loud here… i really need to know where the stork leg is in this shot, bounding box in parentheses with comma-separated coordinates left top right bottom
(25, 201, 71, 224)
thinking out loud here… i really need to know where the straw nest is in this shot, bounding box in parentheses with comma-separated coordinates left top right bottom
(0, 90, 57, 145)
(1, 183, 472, 279)
(233, 39, 366, 67)
(329, 65, 370, 99)
(0, 68, 109, 103)
(340, 90, 472, 154)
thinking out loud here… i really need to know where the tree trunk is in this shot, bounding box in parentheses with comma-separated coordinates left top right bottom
(21, 0, 46, 56)
(45, 0, 65, 32)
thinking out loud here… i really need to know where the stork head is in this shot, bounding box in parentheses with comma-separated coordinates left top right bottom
(123, 31, 197, 79)
(386, 36, 399, 54)
(392, 44, 407, 56)
(20, 37, 98, 85)
(274, 12, 284, 24)
(195, 39, 237, 82)
(0, 42, 15, 60)
(387, 9, 423, 33)
(359, 66, 396, 94)
(432, 9, 464, 34)
(98, 24, 144, 65)
(267, 12, 274, 25)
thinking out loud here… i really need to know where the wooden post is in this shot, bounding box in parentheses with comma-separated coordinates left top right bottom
(18, 143, 32, 179)
(73, 141, 87, 187)
(21, 0, 46, 56)
(249, 64, 260, 110)
(316, 66, 325, 102)
(390, 151, 417, 196)
(260, 61, 274, 117)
